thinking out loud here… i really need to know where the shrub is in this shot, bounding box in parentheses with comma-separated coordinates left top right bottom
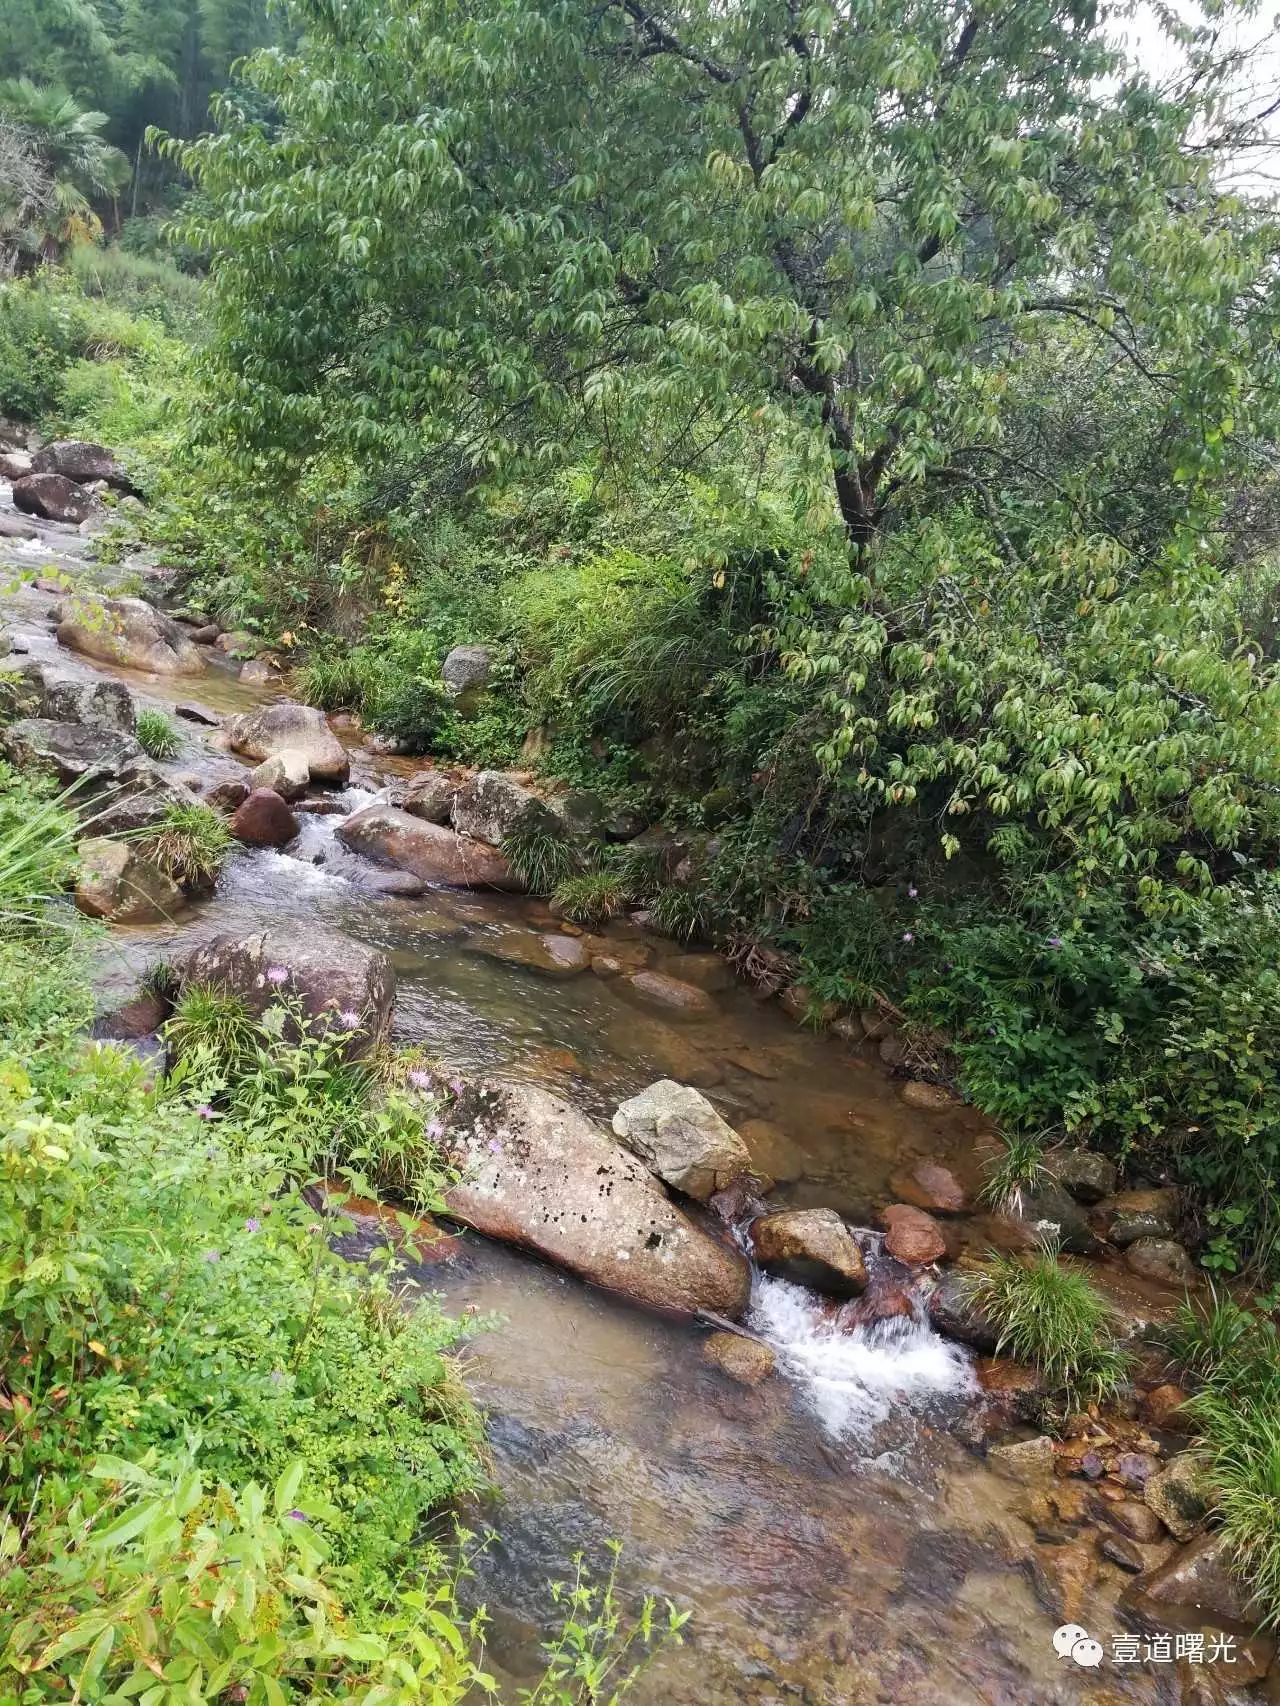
(143, 800, 233, 888)
(961, 1249, 1131, 1413)
(134, 705, 181, 758)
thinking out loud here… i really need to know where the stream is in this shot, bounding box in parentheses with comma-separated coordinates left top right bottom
(0, 502, 1212, 1704)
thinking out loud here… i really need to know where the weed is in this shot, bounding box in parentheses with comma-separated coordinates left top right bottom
(552, 869, 630, 927)
(135, 707, 181, 758)
(502, 823, 579, 894)
(143, 801, 233, 888)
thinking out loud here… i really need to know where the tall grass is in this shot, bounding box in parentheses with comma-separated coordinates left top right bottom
(961, 1249, 1131, 1411)
(135, 707, 181, 759)
(0, 771, 81, 932)
(1166, 1293, 1280, 1625)
(143, 802, 232, 888)
(501, 823, 579, 894)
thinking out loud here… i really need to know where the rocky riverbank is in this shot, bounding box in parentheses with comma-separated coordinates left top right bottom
(0, 427, 1270, 1703)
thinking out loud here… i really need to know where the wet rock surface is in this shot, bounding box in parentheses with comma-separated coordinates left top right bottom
(57, 594, 204, 674)
(612, 1079, 753, 1201)
(439, 1080, 751, 1317)
(750, 1207, 868, 1296)
(336, 805, 523, 889)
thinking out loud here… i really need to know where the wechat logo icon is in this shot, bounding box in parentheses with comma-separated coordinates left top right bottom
(1054, 1625, 1105, 1668)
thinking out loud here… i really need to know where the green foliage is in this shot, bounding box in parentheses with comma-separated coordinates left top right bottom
(501, 825, 579, 896)
(979, 1132, 1048, 1215)
(142, 798, 233, 887)
(961, 1250, 1131, 1414)
(164, 982, 257, 1072)
(521, 1544, 688, 1704)
(1166, 1295, 1280, 1628)
(649, 884, 710, 944)
(0, 764, 81, 931)
(134, 704, 180, 758)
(552, 870, 630, 929)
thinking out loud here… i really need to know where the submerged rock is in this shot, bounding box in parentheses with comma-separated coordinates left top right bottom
(226, 701, 349, 782)
(471, 930, 591, 978)
(440, 1080, 751, 1317)
(336, 805, 523, 889)
(75, 837, 184, 924)
(612, 1079, 753, 1201)
(888, 1159, 969, 1215)
(56, 594, 204, 675)
(624, 968, 716, 1017)
(927, 1269, 999, 1351)
(750, 1207, 868, 1297)
(989, 1435, 1056, 1482)
(703, 1332, 775, 1385)
(179, 926, 394, 1058)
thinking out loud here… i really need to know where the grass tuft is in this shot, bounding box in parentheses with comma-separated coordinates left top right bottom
(961, 1248, 1131, 1411)
(501, 823, 578, 894)
(143, 802, 233, 889)
(135, 707, 182, 759)
(980, 1130, 1049, 1214)
(163, 984, 258, 1075)
(552, 869, 630, 927)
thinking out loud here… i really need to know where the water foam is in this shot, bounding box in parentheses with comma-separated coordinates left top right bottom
(748, 1275, 977, 1443)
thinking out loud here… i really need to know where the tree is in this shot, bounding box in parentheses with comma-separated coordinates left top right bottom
(0, 81, 130, 265)
(175, 0, 1279, 566)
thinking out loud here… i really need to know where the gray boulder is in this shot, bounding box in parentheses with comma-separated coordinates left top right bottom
(179, 926, 393, 1058)
(226, 701, 349, 783)
(927, 1268, 1000, 1350)
(31, 439, 133, 491)
(441, 644, 492, 697)
(450, 770, 559, 846)
(12, 662, 135, 735)
(612, 1079, 753, 1201)
(248, 749, 310, 802)
(1043, 1148, 1117, 1205)
(399, 770, 459, 824)
(1095, 1187, 1180, 1247)
(2, 718, 142, 786)
(440, 1080, 751, 1317)
(1144, 1453, 1214, 1541)
(56, 595, 204, 676)
(0, 448, 33, 479)
(12, 472, 98, 524)
(85, 764, 203, 838)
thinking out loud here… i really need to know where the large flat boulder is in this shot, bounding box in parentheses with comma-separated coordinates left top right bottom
(440, 1080, 750, 1317)
(226, 701, 349, 783)
(12, 661, 135, 735)
(31, 439, 134, 491)
(179, 926, 393, 1058)
(12, 472, 98, 524)
(56, 595, 204, 676)
(336, 804, 523, 890)
(611, 1079, 753, 1201)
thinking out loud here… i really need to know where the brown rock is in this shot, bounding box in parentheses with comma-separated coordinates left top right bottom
(474, 930, 592, 977)
(440, 1080, 751, 1318)
(74, 838, 184, 925)
(1099, 1533, 1144, 1573)
(661, 952, 732, 992)
(230, 788, 299, 847)
(1107, 1501, 1165, 1544)
(750, 1208, 867, 1296)
(400, 770, 459, 824)
(899, 1079, 959, 1110)
(336, 805, 523, 889)
(226, 700, 348, 782)
(92, 990, 169, 1040)
(625, 969, 716, 1017)
(738, 1117, 805, 1185)
(989, 1434, 1056, 1481)
(703, 1332, 776, 1385)
(1134, 1531, 1261, 1627)
(56, 594, 204, 675)
(778, 983, 837, 1026)
(880, 1202, 947, 1265)
(1144, 1453, 1213, 1541)
(830, 1013, 864, 1046)
(1094, 1187, 1180, 1247)
(1141, 1382, 1191, 1432)
(888, 1159, 969, 1214)
(977, 1356, 1046, 1419)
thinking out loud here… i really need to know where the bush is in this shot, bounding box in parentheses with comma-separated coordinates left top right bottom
(961, 1250, 1131, 1413)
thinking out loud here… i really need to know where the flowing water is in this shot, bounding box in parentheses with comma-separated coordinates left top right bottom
(0, 501, 1209, 1704)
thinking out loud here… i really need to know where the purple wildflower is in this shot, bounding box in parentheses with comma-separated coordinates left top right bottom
(1047, 935, 1063, 949)
(245, 1217, 261, 1232)
(449, 1077, 465, 1097)
(407, 1068, 434, 1091)
(488, 1138, 503, 1155)
(902, 931, 914, 943)
(203, 1249, 221, 1263)
(907, 885, 918, 899)
(336, 1009, 360, 1031)
(287, 1509, 306, 1523)
(197, 1104, 215, 1121)
(425, 1117, 445, 1140)
(265, 965, 290, 986)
